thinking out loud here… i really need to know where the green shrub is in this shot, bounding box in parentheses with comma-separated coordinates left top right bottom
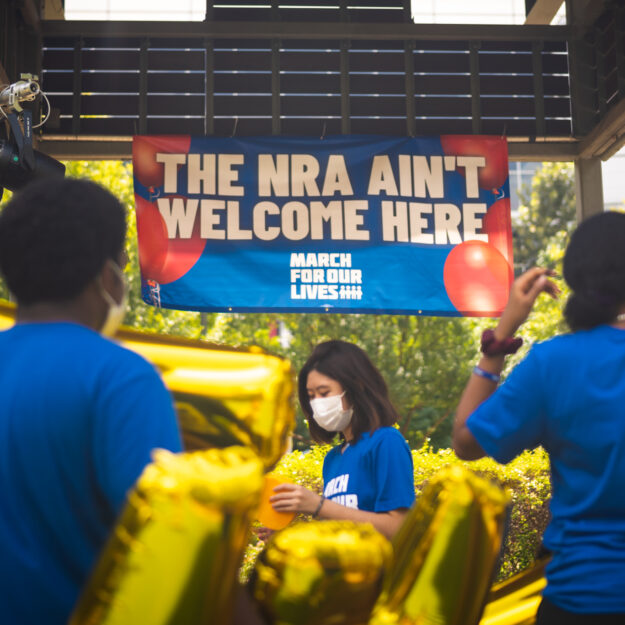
(408, 444, 551, 581)
(242, 444, 551, 584)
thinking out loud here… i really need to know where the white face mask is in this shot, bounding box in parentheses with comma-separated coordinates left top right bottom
(99, 259, 127, 337)
(310, 392, 353, 432)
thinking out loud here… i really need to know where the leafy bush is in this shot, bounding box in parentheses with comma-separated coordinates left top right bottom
(242, 444, 551, 583)
(413, 445, 551, 580)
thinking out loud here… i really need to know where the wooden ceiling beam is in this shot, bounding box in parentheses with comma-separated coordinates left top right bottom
(41, 19, 569, 42)
(37, 135, 580, 162)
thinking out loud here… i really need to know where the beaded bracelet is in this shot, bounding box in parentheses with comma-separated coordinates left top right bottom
(473, 366, 501, 384)
(313, 495, 325, 518)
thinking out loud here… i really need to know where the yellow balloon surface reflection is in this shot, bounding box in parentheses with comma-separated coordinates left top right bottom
(253, 521, 392, 625)
(371, 466, 509, 625)
(69, 447, 264, 625)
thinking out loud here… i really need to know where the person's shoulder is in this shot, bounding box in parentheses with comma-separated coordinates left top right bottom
(324, 443, 343, 462)
(371, 426, 405, 439)
(68, 325, 135, 354)
(368, 426, 410, 448)
(100, 336, 160, 373)
(6, 321, 109, 352)
(67, 326, 159, 375)
(530, 326, 607, 357)
(328, 440, 345, 454)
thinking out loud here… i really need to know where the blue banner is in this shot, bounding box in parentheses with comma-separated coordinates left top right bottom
(133, 135, 512, 316)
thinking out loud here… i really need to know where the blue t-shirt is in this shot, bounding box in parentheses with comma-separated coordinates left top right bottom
(0, 322, 182, 625)
(467, 325, 625, 614)
(323, 427, 415, 513)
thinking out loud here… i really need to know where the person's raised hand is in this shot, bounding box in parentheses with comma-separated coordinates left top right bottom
(495, 267, 560, 339)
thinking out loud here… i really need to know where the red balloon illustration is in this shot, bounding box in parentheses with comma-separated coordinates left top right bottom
(135, 195, 205, 285)
(135, 196, 168, 277)
(443, 240, 512, 315)
(482, 197, 513, 270)
(440, 135, 508, 191)
(132, 135, 191, 188)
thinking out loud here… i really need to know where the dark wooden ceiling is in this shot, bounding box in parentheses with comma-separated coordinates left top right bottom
(3, 0, 625, 161)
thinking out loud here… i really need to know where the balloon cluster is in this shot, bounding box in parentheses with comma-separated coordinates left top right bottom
(70, 448, 509, 625)
(252, 466, 509, 625)
(118, 331, 296, 471)
(69, 447, 265, 625)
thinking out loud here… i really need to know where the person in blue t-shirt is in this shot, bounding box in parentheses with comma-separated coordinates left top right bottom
(269, 340, 415, 539)
(0, 178, 183, 625)
(453, 211, 625, 624)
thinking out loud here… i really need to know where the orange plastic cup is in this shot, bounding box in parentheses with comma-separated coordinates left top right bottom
(256, 475, 296, 530)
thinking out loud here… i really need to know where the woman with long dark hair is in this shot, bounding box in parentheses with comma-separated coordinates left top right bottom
(269, 340, 415, 539)
(453, 211, 625, 624)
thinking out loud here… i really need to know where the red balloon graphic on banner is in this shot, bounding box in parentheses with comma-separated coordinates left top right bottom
(440, 135, 508, 191)
(135, 195, 205, 285)
(133, 136, 191, 188)
(135, 196, 168, 277)
(443, 240, 512, 315)
(482, 197, 513, 273)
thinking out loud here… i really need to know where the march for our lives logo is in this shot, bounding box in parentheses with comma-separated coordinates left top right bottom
(290, 252, 363, 303)
(324, 473, 358, 509)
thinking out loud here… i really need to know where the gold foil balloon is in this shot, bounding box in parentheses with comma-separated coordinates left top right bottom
(116, 328, 295, 470)
(252, 521, 392, 625)
(370, 466, 509, 625)
(69, 446, 264, 625)
(479, 557, 548, 625)
(0, 301, 13, 331)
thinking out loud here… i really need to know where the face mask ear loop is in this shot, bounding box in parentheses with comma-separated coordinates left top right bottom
(99, 277, 117, 309)
(98, 259, 128, 337)
(339, 390, 350, 410)
(108, 259, 127, 290)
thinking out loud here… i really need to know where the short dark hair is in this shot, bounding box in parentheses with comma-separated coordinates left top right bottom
(563, 211, 625, 331)
(0, 177, 126, 305)
(298, 340, 399, 444)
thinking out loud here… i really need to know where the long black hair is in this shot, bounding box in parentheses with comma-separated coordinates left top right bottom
(563, 211, 625, 331)
(298, 340, 399, 444)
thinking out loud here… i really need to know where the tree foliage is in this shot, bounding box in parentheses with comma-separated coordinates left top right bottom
(212, 311, 483, 450)
(502, 163, 576, 372)
(512, 162, 576, 272)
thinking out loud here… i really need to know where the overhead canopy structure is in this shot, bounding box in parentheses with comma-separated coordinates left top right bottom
(2, 0, 625, 219)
